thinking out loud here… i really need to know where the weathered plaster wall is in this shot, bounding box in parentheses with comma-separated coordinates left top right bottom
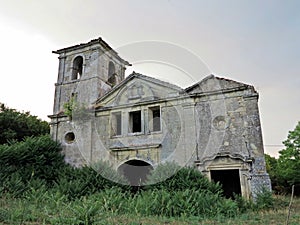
(50, 39, 271, 200)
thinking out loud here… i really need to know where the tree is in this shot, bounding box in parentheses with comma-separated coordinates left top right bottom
(277, 122, 300, 187)
(265, 154, 278, 184)
(0, 103, 50, 144)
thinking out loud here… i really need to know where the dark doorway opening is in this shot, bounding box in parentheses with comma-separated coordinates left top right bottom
(118, 160, 153, 186)
(210, 169, 241, 199)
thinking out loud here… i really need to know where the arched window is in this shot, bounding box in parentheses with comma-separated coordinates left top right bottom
(108, 61, 116, 86)
(72, 56, 83, 80)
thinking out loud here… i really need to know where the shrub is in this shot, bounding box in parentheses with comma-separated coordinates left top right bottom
(144, 162, 222, 194)
(53, 161, 129, 200)
(0, 135, 66, 195)
(0, 103, 49, 144)
(92, 160, 129, 186)
(254, 187, 274, 210)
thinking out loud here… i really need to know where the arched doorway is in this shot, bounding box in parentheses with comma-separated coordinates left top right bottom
(118, 160, 153, 186)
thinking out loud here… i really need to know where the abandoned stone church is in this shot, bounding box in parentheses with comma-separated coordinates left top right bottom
(49, 37, 271, 199)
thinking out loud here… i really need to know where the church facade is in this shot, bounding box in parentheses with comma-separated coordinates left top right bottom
(49, 38, 271, 199)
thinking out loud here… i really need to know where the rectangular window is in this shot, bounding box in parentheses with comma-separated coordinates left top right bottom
(129, 110, 142, 133)
(149, 106, 161, 132)
(111, 112, 122, 136)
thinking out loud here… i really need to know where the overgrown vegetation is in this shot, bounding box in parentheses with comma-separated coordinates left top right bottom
(0, 135, 129, 199)
(0, 135, 65, 196)
(0, 136, 290, 224)
(63, 96, 90, 121)
(0, 103, 49, 144)
(265, 121, 300, 196)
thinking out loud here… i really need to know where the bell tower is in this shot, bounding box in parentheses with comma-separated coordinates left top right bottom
(51, 37, 130, 115)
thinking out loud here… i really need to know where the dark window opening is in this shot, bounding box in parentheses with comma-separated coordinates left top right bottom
(210, 169, 241, 199)
(112, 112, 122, 136)
(72, 56, 83, 80)
(108, 61, 116, 86)
(118, 160, 153, 186)
(129, 111, 142, 133)
(149, 106, 161, 132)
(65, 132, 75, 143)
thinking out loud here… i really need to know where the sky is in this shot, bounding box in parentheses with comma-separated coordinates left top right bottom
(0, 0, 299, 157)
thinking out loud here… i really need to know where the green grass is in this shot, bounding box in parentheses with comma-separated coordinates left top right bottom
(0, 191, 299, 225)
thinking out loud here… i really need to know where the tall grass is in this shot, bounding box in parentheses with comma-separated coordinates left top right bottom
(1, 187, 297, 225)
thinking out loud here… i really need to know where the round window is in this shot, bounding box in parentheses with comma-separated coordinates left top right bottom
(65, 132, 75, 143)
(213, 116, 226, 130)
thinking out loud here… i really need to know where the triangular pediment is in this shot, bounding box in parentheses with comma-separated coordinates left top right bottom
(185, 74, 255, 94)
(95, 73, 182, 108)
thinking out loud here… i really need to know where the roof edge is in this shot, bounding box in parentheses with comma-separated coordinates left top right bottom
(52, 37, 130, 66)
(94, 72, 183, 106)
(184, 74, 256, 93)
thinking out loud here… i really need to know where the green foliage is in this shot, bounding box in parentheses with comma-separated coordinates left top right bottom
(53, 165, 127, 200)
(254, 187, 274, 210)
(0, 103, 49, 144)
(264, 122, 300, 195)
(265, 153, 281, 191)
(0, 135, 66, 195)
(63, 96, 90, 121)
(0, 134, 127, 199)
(127, 188, 238, 218)
(63, 96, 76, 119)
(265, 154, 277, 179)
(52, 160, 131, 200)
(92, 160, 129, 185)
(233, 193, 254, 213)
(277, 122, 300, 186)
(2, 191, 300, 224)
(145, 162, 222, 194)
(145, 161, 181, 185)
(50, 194, 106, 225)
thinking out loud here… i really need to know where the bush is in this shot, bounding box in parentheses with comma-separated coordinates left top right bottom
(52, 161, 129, 200)
(0, 135, 129, 199)
(0, 103, 49, 144)
(0, 135, 66, 195)
(144, 162, 222, 194)
(254, 187, 274, 210)
(92, 160, 129, 185)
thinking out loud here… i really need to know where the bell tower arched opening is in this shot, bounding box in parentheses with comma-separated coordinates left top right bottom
(118, 160, 153, 186)
(108, 61, 116, 86)
(72, 56, 83, 80)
